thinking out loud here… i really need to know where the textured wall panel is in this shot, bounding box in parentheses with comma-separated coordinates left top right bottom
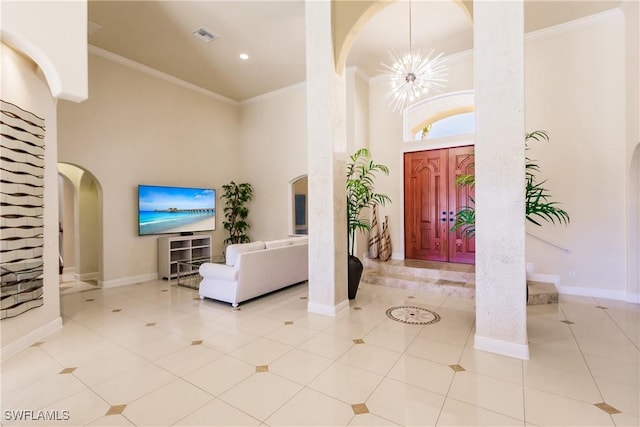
(0, 100, 45, 320)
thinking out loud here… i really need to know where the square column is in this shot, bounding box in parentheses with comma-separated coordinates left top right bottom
(305, 0, 349, 315)
(473, 0, 529, 359)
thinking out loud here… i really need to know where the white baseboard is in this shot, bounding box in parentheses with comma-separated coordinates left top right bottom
(474, 334, 530, 360)
(307, 299, 349, 317)
(625, 293, 640, 304)
(100, 273, 159, 289)
(557, 285, 628, 302)
(77, 272, 99, 281)
(527, 273, 560, 285)
(1, 317, 63, 362)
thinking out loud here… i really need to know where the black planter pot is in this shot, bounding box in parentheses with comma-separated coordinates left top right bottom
(348, 255, 364, 300)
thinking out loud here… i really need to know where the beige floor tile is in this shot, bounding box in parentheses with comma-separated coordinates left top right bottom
(387, 354, 455, 396)
(308, 361, 384, 404)
(348, 412, 401, 426)
(417, 322, 474, 347)
(129, 333, 193, 361)
(71, 348, 148, 386)
(234, 316, 288, 336)
(39, 389, 111, 426)
(2, 372, 88, 413)
(362, 325, 418, 353)
(297, 332, 354, 360)
(524, 387, 615, 426)
(448, 370, 524, 420)
(459, 347, 523, 384)
(182, 355, 255, 396)
(92, 363, 176, 405)
(575, 336, 640, 365)
(264, 324, 320, 347)
(375, 317, 425, 336)
(527, 339, 592, 375)
(230, 338, 293, 366)
(269, 348, 333, 385)
(337, 343, 402, 376)
(203, 329, 260, 353)
(323, 318, 377, 340)
(1, 347, 63, 392)
(611, 412, 640, 427)
(523, 362, 602, 404)
(291, 312, 339, 331)
(366, 378, 445, 426)
(595, 377, 640, 417)
(123, 379, 213, 426)
(155, 343, 224, 376)
(265, 387, 354, 426)
(174, 398, 260, 426)
(85, 414, 134, 426)
(219, 372, 303, 421)
(437, 397, 525, 426)
(405, 336, 465, 366)
(585, 353, 640, 386)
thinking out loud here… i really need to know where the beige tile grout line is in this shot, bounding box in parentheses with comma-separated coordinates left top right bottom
(557, 301, 622, 420)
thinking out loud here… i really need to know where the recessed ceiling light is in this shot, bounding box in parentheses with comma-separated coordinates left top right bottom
(239, 53, 249, 60)
(192, 26, 218, 43)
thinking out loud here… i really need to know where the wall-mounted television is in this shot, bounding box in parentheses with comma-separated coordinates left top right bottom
(138, 185, 216, 236)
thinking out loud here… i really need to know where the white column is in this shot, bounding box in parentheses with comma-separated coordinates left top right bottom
(305, 0, 349, 316)
(473, 0, 529, 359)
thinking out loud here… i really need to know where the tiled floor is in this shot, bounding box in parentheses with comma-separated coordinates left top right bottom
(1, 279, 639, 426)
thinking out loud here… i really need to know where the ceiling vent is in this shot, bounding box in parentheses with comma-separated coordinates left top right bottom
(192, 27, 218, 43)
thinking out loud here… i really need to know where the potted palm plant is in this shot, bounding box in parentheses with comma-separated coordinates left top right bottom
(221, 181, 253, 245)
(451, 130, 570, 236)
(346, 148, 391, 299)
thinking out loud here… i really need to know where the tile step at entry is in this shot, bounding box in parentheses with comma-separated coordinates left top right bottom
(362, 258, 558, 305)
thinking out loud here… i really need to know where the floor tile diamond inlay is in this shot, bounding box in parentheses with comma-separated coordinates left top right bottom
(105, 404, 127, 416)
(351, 403, 369, 415)
(191, 340, 203, 346)
(59, 367, 77, 374)
(560, 320, 575, 324)
(594, 402, 621, 414)
(449, 364, 466, 372)
(352, 339, 365, 345)
(256, 365, 269, 373)
(385, 306, 441, 325)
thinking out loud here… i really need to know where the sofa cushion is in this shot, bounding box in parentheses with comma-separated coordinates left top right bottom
(264, 239, 293, 250)
(226, 241, 265, 266)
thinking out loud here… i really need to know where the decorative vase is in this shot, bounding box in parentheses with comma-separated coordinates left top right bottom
(348, 255, 363, 300)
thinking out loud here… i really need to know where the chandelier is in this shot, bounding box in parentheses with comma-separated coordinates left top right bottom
(380, 0, 449, 113)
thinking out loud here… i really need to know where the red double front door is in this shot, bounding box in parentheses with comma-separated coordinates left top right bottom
(404, 146, 475, 264)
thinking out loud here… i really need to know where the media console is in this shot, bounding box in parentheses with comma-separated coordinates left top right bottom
(158, 234, 212, 280)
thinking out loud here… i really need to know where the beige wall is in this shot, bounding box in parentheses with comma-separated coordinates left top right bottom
(524, 10, 627, 295)
(58, 53, 242, 285)
(0, 44, 61, 358)
(239, 84, 308, 241)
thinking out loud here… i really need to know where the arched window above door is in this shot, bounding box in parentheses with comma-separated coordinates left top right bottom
(404, 90, 475, 142)
(415, 111, 475, 140)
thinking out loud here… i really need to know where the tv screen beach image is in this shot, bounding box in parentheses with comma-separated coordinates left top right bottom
(138, 186, 216, 235)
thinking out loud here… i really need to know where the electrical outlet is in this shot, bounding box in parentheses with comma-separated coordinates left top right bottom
(569, 271, 576, 280)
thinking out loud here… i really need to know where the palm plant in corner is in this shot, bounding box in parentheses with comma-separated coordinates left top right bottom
(221, 181, 253, 245)
(346, 148, 391, 299)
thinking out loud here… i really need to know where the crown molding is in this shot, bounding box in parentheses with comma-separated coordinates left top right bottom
(88, 45, 239, 106)
(240, 80, 307, 106)
(525, 8, 623, 42)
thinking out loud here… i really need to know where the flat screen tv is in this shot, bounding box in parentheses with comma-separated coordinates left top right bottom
(138, 185, 216, 236)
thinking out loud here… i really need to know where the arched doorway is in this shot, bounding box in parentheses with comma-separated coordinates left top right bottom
(58, 163, 103, 292)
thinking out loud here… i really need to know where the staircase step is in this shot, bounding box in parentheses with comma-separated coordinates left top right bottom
(362, 259, 558, 305)
(527, 281, 559, 305)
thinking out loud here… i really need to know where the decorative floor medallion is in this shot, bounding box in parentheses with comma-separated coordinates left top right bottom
(385, 306, 441, 325)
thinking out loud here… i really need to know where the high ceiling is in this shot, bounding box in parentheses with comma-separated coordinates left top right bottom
(87, 0, 621, 102)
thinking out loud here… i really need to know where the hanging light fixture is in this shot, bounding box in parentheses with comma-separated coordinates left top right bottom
(380, 0, 449, 113)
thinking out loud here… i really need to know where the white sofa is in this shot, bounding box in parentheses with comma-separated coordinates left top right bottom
(198, 236, 308, 307)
